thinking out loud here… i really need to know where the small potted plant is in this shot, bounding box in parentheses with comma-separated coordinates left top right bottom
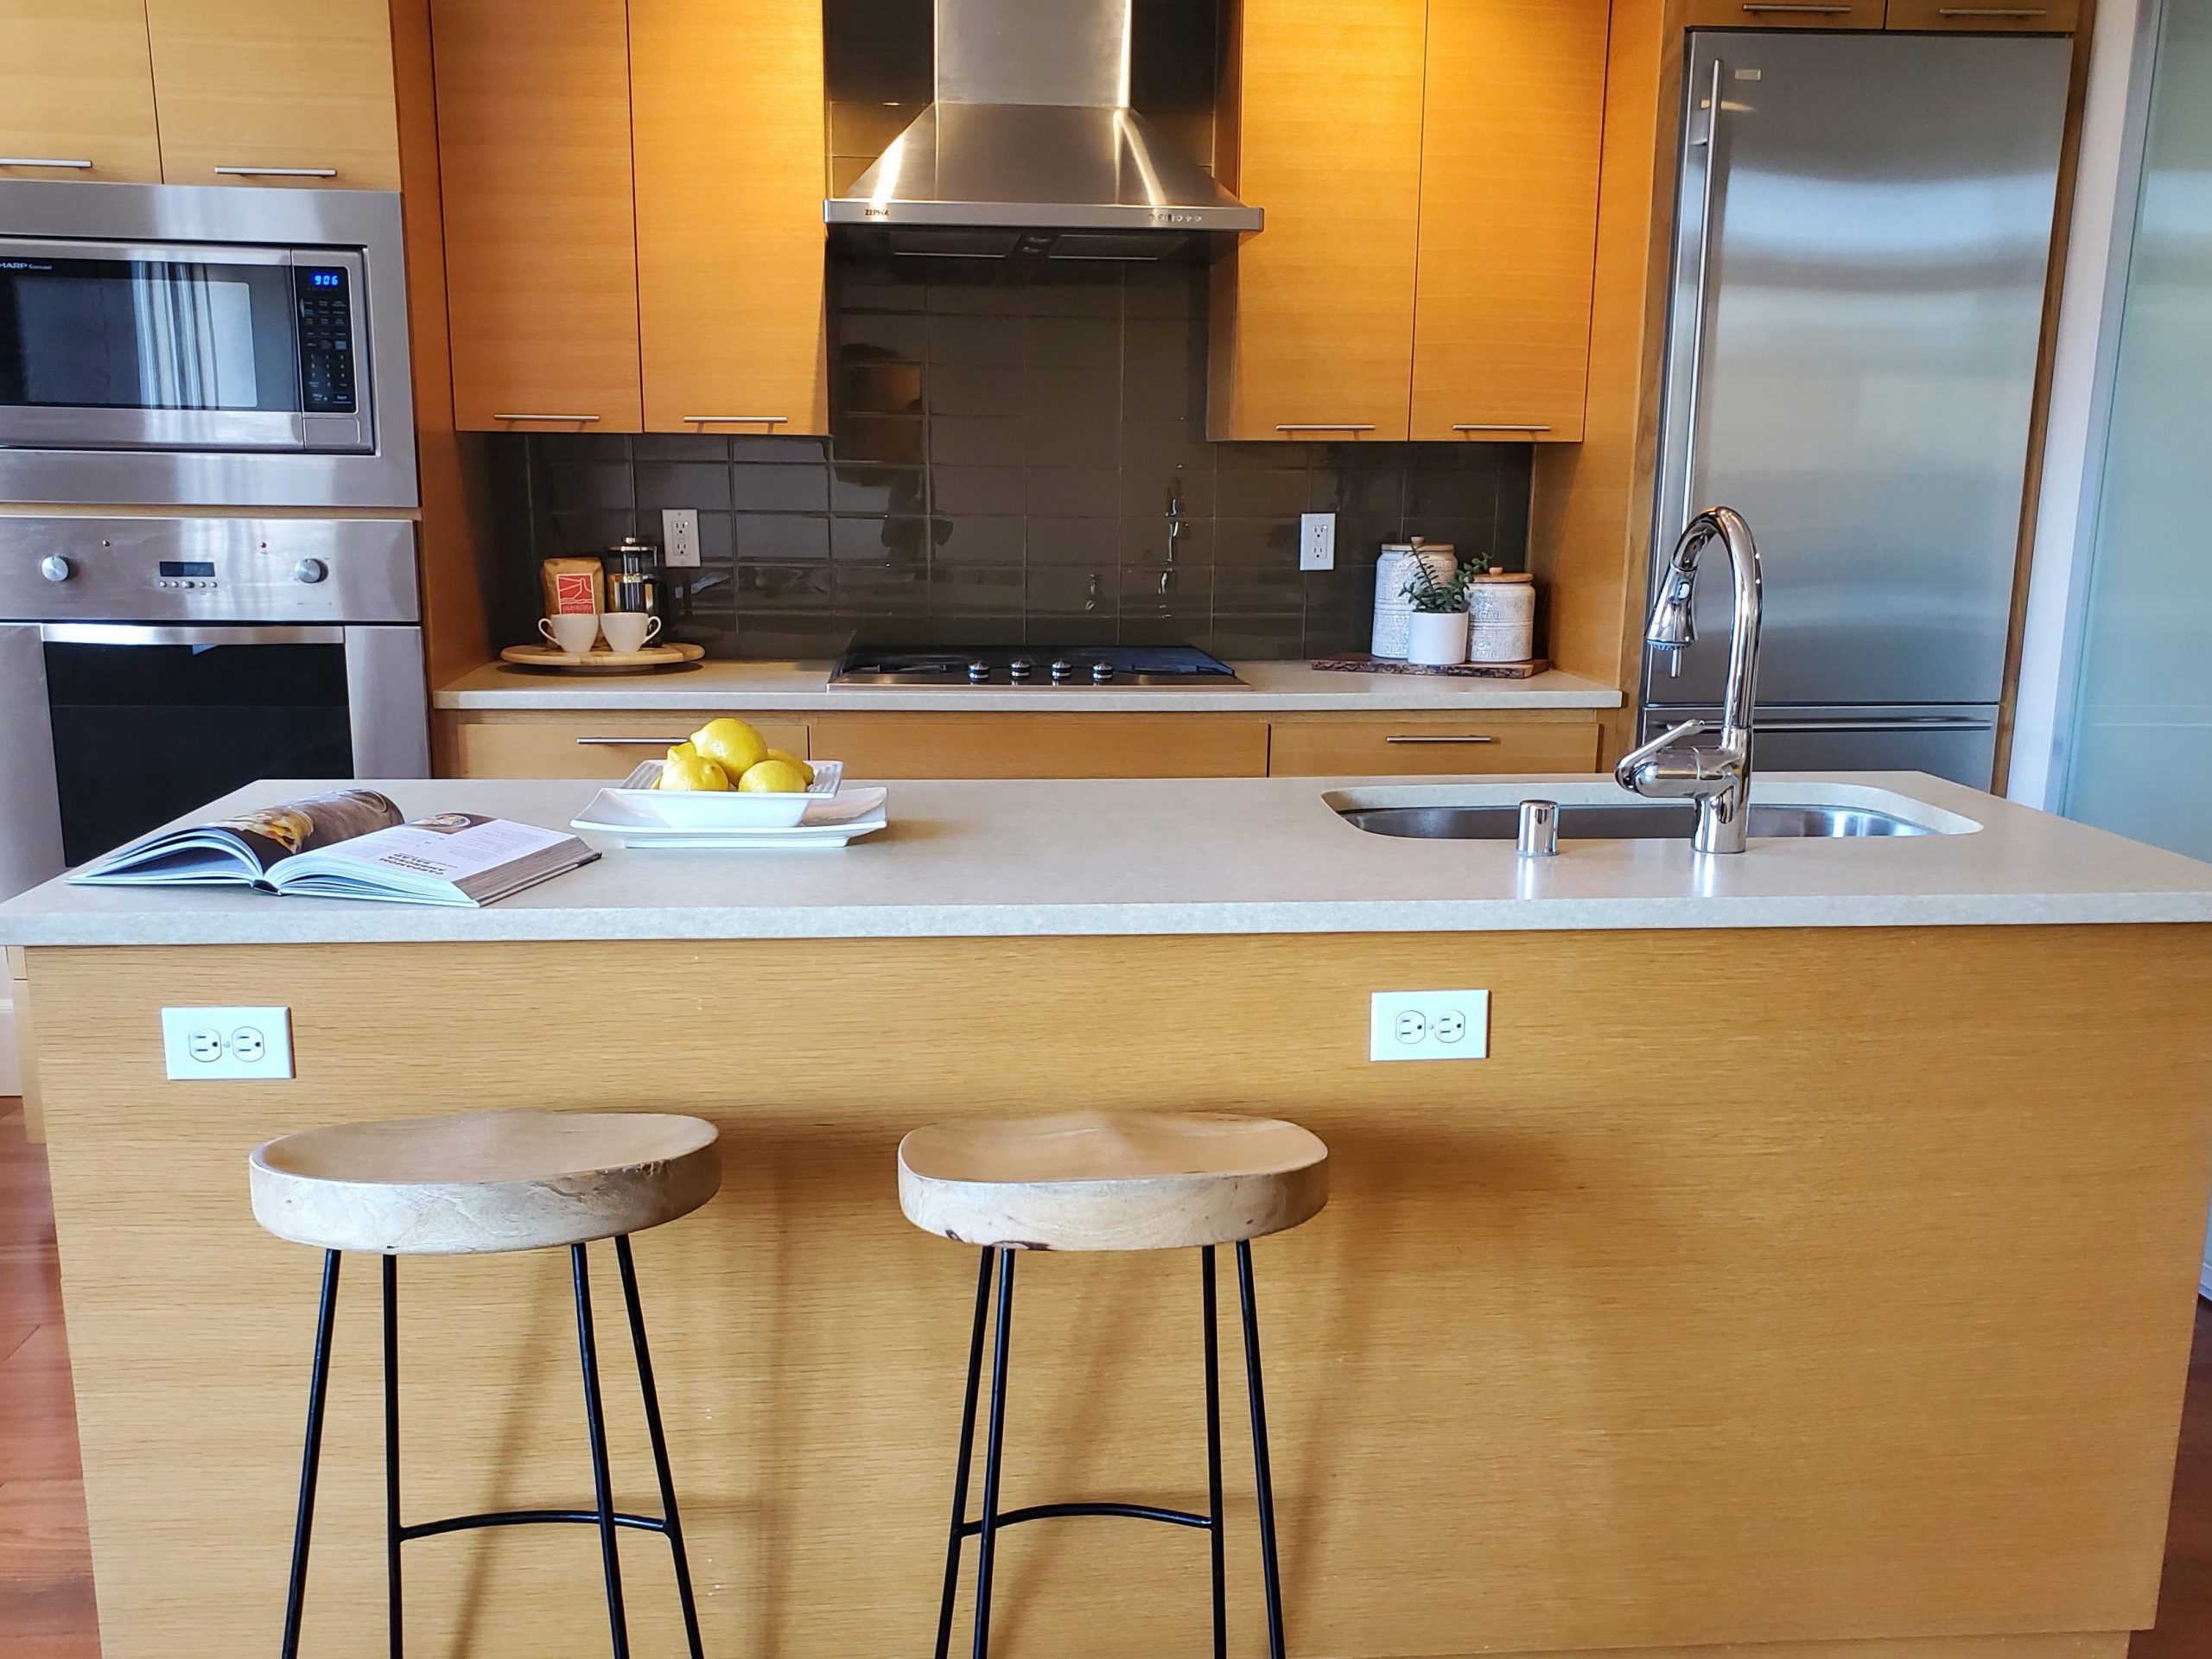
(1401, 555, 1480, 665)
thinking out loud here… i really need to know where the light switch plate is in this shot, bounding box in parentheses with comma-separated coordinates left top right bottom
(1369, 990, 1490, 1062)
(162, 1007, 294, 1080)
(662, 508, 702, 569)
(1299, 512, 1336, 571)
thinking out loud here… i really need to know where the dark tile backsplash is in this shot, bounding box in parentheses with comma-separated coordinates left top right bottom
(494, 262, 1533, 660)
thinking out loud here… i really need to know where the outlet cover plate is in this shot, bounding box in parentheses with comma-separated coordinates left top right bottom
(162, 1007, 294, 1080)
(1369, 989, 1490, 1061)
(662, 508, 702, 569)
(1299, 512, 1336, 571)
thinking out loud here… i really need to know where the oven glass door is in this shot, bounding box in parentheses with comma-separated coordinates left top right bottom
(43, 628, 354, 866)
(0, 240, 364, 452)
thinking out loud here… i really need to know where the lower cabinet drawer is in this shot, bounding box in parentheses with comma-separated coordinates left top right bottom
(440, 713, 810, 779)
(1679, 0, 1885, 24)
(808, 714, 1271, 779)
(1268, 717, 1600, 776)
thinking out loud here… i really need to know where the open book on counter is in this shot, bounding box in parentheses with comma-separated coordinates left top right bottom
(72, 790, 597, 908)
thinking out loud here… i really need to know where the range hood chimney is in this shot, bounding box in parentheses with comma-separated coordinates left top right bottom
(824, 0, 1262, 262)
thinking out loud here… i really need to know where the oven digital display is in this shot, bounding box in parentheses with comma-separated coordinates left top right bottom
(158, 561, 216, 577)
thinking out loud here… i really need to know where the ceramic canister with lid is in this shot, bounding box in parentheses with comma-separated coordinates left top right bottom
(1370, 541, 1459, 658)
(1466, 570, 1536, 663)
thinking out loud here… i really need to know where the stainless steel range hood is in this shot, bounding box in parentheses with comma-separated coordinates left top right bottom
(824, 0, 1261, 260)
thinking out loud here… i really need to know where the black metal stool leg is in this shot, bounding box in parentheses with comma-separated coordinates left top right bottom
(1237, 1239, 1287, 1659)
(572, 1242, 632, 1659)
(383, 1254, 404, 1659)
(935, 1249, 995, 1659)
(971, 1248, 1017, 1659)
(613, 1234, 705, 1659)
(1203, 1245, 1227, 1659)
(280, 1249, 342, 1659)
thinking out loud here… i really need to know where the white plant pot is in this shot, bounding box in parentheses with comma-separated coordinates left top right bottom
(1405, 610, 1470, 666)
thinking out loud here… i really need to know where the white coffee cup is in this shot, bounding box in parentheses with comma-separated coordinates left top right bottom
(539, 613, 601, 655)
(599, 612, 663, 654)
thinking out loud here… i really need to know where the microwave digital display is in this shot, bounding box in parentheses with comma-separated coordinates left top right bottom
(158, 561, 216, 577)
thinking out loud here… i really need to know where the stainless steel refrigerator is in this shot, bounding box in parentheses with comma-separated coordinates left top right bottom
(1644, 29, 2073, 786)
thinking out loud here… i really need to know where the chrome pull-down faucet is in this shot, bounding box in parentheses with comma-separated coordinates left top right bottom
(1614, 505, 1764, 854)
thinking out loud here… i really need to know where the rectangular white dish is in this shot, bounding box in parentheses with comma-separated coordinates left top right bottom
(607, 758, 846, 829)
(573, 783, 887, 849)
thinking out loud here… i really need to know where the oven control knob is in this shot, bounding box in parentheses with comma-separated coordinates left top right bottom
(1049, 658, 1074, 683)
(966, 658, 991, 683)
(39, 556, 70, 582)
(1090, 661, 1116, 683)
(293, 558, 328, 585)
(1008, 657, 1035, 682)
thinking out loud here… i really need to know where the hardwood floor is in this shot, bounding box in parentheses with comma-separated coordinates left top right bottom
(0, 1092, 2208, 1656)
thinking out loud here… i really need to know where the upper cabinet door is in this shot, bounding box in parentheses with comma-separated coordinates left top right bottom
(630, 0, 829, 436)
(0, 0, 161, 182)
(145, 0, 400, 187)
(1410, 0, 1609, 442)
(1209, 0, 1428, 441)
(431, 0, 642, 432)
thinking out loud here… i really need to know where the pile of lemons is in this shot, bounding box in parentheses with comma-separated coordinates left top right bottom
(656, 717, 816, 793)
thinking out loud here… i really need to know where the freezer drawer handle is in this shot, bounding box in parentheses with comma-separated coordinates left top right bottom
(1383, 734, 1501, 745)
(1753, 717, 1995, 734)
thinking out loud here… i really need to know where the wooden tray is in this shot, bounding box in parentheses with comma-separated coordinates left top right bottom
(1311, 653, 1551, 679)
(499, 641, 705, 673)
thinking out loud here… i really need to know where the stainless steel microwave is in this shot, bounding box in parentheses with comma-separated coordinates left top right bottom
(0, 181, 416, 509)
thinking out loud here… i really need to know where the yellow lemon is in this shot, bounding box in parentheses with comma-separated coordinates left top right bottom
(763, 747, 815, 785)
(657, 752, 731, 791)
(736, 758, 812, 794)
(690, 716, 767, 779)
(667, 741, 699, 761)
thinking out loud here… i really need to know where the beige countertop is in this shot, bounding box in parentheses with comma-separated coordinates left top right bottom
(431, 658, 1625, 712)
(6, 772, 2211, 947)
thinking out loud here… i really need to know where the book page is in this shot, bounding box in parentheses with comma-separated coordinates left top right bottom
(274, 815, 576, 891)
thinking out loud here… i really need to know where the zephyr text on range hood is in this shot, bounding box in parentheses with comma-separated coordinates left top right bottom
(824, 0, 1262, 262)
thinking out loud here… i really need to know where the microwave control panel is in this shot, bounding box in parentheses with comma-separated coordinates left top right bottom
(293, 265, 358, 415)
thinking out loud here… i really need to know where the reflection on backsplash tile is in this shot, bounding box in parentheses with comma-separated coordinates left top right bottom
(495, 262, 1534, 659)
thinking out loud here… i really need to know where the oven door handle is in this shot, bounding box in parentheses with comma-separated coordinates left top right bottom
(39, 623, 345, 647)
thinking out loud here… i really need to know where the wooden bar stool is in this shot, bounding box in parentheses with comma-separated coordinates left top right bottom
(248, 1109, 721, 1659)
(898, 1110, 1330, 1659)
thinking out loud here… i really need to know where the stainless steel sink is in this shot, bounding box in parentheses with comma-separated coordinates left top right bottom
(1338, 802, 1937, 841)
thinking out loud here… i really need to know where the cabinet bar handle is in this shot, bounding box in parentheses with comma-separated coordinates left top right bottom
(493, 413, 602, 423)
(213, 166, 338, 177)
(1383, 734, 1501, 745)
(1936, 6, 2048, 13)
(1452, 423, 1554, 432)
(1275, 423, 1376, 432)
(683, 415, 787, 425)
(575, 736, 690, 747)
(1740, 4, 1854, 10)
(0, 156, 93, 168)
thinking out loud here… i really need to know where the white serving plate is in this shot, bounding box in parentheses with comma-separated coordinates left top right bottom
(572, 784, 887, 849)
(603, 758, 848, 830)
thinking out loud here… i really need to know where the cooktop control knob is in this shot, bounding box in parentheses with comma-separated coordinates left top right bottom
(1050, 658, 1074, 683)
(39, 556, 70, 582)
(1008, 657, 1035, 682)
(293, 557, 328, 585)
(966, 658, 991, 683)
(1090, 661, 1115, 683)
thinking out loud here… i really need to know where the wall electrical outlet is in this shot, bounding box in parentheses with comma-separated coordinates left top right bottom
(1299, 512, 1336, 571)
(662, 507, 702, 569)
(1369, 990, 1491, 1062)
(162, 1007, 294, 1080)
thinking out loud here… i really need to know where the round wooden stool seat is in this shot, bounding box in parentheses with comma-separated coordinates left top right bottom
(249, 1109, 721, 1255)
(897, 1110, 1327, 1252)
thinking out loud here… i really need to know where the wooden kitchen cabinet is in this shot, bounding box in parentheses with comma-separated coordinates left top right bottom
(630, 0, 830, 436)
(438, 711, 810, 779)
(1885, 0, 2081, 29)
(1208, 0, 1429, 441)
(1409, 1, 1608, 443)
(1678, 0, 1885, 25)
(810, 715, 1273, 779)
(0, 0, 162, 182)
(431, 0, 643, 431)
(145, 0, 400, 188)
(1268, 713, 1600, 775)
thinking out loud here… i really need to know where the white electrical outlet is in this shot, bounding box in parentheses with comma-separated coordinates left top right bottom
(662, 507, 702, 569)
(162, 1007, 294, 1080)
(1369, 990, 1490, 1062)
(1299, 512, 1336, 571)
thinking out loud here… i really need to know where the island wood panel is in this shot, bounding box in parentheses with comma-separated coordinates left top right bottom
(810, 713, 1272, 779)
(1678, 0, 1886, 25)
(7, 945, 41, 1143)
(143, 0, 399, 188)
(430, 0, 643, 431)
(26, 925, 2212, 1659)
(1887, 0, 2082, 29)
(630, 0, 830, 436)
(1409, 0, 1610, 443)
(436, 710, 809, 779)
(1207, 0, 1428, 441)
(0, 0, 161, 181)
(1267, 711, 1600, 774)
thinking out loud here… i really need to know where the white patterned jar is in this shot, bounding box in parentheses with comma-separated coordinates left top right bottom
(1465, 571, 1535, 664)
(1370, 543, 1458, 658)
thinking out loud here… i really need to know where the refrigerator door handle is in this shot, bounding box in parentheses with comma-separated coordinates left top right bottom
(1754, 715, 1997, 734)
(1679, 54, 1728, 537)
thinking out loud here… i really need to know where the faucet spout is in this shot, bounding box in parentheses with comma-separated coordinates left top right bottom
(1620, 507, 1763, 853)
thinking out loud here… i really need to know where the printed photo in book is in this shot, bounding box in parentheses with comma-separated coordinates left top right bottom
(73, 789, 597, 907)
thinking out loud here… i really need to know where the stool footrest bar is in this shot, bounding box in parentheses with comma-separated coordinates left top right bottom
(959, 1501, 1211, 1537)
(397, 1508, 671, 1542)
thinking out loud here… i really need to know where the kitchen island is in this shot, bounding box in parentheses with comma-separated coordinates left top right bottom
(8, 771, 2212, 1659)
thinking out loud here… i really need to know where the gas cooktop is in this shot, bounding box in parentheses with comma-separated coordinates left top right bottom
(830, 644, 1243, 687)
